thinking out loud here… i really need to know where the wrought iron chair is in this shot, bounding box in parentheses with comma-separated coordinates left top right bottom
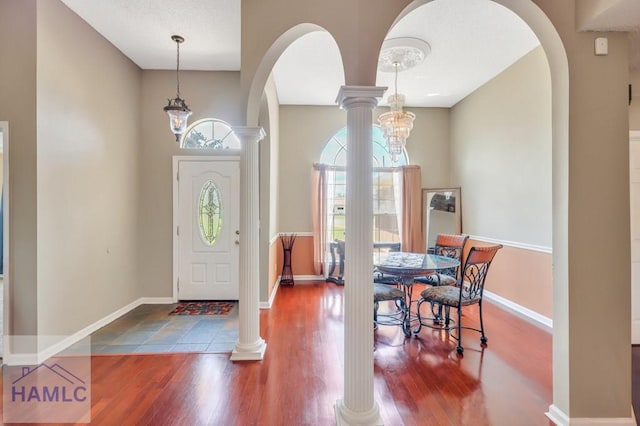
(373, 283, 410, 337)
(373, 242, 402, 286)
(415, 244, 502, 354)
(415, 233, 469, 286)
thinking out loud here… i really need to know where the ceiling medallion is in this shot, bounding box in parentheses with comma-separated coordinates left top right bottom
(378, 37, 431, 72)
(377, 38, 430, 161)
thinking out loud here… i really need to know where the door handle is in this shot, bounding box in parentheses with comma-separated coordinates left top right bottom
(235, 230, 240, 235)
(235, 240, 240, 245)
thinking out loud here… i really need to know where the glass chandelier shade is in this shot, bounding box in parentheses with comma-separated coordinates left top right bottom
(164, 35, 192, 142)
(377, 37, 429, 161)
(378, 64, 415, 161)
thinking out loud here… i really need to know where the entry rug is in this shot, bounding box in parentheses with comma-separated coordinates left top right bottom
(169, 301, 237, 316)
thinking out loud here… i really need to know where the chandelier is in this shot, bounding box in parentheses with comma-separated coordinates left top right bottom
(163, 35, 192, 142)
(377, 38, 430, 161)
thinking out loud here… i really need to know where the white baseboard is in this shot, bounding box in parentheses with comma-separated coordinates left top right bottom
(547, 405, 570, 425)
(547, 404, 636, 425)
(3, 352, 40, 366)
(261, 279, 280, 309)
(483, 290, 552, 331)
(138, 297, 174, 305)
(292, 274, 325, 283)
(3, 296, 174, 366)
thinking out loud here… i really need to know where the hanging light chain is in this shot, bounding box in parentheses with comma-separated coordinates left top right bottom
(176, 37, 181, 99)
(394, 61, 399, 98)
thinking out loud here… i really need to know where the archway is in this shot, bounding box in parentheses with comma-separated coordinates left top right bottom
(240, 1, 632, 423)
(245, 24, 341, 127)
(391, 0, 570, 422)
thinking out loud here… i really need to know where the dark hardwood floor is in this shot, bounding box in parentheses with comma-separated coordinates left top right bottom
(1, 282, 554, 425)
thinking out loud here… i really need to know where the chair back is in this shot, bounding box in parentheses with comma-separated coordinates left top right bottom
(434, 234, 469, 278)
(460, 245, 502, 301)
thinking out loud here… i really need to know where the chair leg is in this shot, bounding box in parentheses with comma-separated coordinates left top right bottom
(414, 299, 424, 334)
(479, 300, 487, 344)
(430, 302, 444, 323)
(456, 306, 464, 354)
(444, 305, 451, 327)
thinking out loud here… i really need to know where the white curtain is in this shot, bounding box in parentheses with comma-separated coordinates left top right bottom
(312, 164, 328, 275)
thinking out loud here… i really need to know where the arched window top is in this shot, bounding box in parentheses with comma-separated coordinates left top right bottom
(181, 118, 241, 150)
(319, 126, 408, 167)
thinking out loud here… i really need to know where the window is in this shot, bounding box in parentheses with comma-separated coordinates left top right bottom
(198, 180, 223, 246)
(181, 118, 241, 150)
(320, 126, 408, 258)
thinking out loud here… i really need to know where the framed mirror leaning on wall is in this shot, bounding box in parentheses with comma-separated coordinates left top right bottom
(422, 187, 462, 252)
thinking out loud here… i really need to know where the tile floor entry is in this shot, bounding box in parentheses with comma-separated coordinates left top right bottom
(90, 303, 238, 355)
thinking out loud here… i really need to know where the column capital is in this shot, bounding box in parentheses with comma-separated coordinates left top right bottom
(232, 126, 266, 142)
(335, 86, 387, 110)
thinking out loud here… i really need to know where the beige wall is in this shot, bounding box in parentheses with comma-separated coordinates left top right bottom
(449, 46, 553, 321)
(138, 70, 242, 297)
(267, 78, 281, 291)
(278, 106, 345, 233)
(451, 46, 552, 247)
(36, 0, 142, 336)
(631, 68, 640, 130)
(277, 105, 450, 233)
(401, 107, 451, 188)
(0, 0, 38, 339)
(259, 75, 280, 301)
(266, 77, 281, 240)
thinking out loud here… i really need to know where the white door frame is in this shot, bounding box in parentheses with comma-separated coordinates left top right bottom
(631, 130, 640, 343)
(1, 121, 9, 357)
(172, 155, 240, 302)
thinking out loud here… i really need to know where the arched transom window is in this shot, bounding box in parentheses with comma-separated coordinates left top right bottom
(180, 118, 241, 150)
(319, 126, 408, 167)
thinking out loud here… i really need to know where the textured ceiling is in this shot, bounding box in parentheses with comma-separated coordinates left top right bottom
(60, 0, 240, 70)
(273, 0, 540, 107)
(61, 0, 638, 107)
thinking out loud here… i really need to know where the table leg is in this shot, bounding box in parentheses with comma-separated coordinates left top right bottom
(400, 277, 416, 335)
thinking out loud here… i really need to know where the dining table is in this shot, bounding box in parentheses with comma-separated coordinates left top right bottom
(375, 251, 461, 332)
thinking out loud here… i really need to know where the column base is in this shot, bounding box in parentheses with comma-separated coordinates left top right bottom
(230, 338, 267, 361)
(546, 404, 636, 426)
(335, 399, 382, 426)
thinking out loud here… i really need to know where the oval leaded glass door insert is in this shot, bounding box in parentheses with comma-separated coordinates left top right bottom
(198, 180, 223, 245)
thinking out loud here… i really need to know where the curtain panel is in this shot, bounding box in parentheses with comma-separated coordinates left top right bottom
(312, 164, 328, 275)
(401, 165, 424, 253)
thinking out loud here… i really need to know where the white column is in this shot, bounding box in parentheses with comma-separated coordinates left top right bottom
(335, 86, 386, 426)
(231, 126, 267, 361)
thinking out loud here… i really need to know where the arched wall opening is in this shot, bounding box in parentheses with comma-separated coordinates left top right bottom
(245, 25, 347, 304)
(240, 0, 634, 421)
(245, 23, 342, 127)
(390, 0, 570, 417)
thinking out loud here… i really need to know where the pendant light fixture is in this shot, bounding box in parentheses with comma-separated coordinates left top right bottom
(377, 38, 430, 161)
(163, 35, 192, 142)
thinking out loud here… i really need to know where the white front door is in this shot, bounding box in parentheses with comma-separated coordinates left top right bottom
(176, 159, 240, 300)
